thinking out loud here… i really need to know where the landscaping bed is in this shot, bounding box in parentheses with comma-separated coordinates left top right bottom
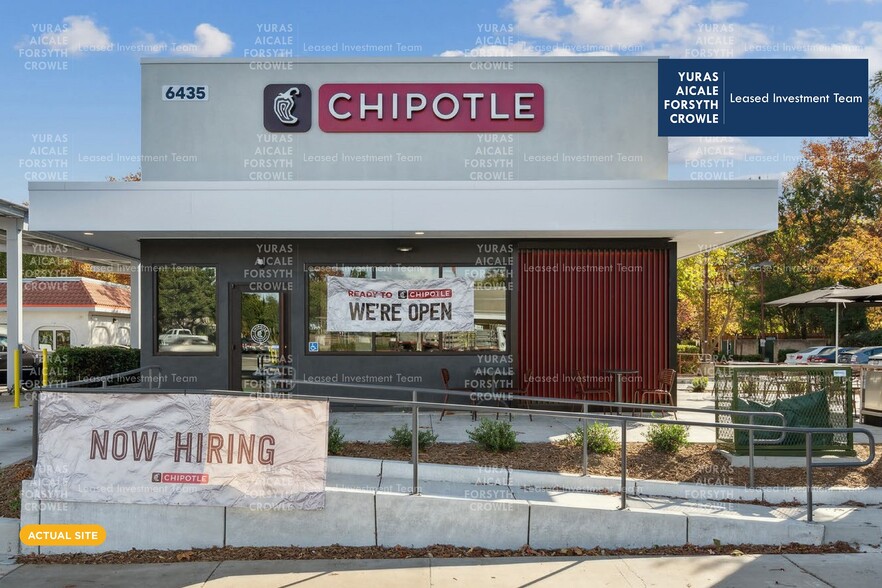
(16, 541, 858, 565)
(340, 442, 882, 488)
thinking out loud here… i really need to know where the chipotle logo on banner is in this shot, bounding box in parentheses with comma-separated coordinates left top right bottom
(318, 83, 544, 132)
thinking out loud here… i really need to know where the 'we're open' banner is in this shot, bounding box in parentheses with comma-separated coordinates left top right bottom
(327, 277, 474, 332)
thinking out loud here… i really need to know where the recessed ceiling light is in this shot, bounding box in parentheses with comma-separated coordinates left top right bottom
(83, 232, 94, 236)
(713, 231, 724, 234)
(396, 245, 414, 252)
(414, 231, 425, 235)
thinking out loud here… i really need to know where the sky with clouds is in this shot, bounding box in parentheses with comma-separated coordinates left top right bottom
(1, 0, 880, 203)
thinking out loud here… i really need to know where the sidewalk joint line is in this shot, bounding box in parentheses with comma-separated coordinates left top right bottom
(200, 560, 224, 587)
(782, 554, 836, 587)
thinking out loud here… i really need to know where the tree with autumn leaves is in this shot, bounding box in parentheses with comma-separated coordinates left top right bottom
(679, 73, 882, 346)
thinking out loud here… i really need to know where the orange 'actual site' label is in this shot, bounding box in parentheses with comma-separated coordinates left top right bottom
(20, 524, 106, 546)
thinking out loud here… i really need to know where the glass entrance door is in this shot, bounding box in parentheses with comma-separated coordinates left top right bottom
(230, 284, 289, 392)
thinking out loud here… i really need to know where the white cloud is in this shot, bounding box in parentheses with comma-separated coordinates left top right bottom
(440, 41, 615, 57)
(131, 29, 167, 54)
(668, 136, 763, 163)
(172, 23, 233, 57)
(39, 15, 112, 55)
(793, 22, 882, 73)
(505, 0, 769, 56)
(442, 0, 770, 59)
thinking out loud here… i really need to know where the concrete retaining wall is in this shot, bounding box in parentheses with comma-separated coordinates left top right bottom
(376, 493, 528, 550)
(687, 513, 824, 546)
(17, 482, 828, 555)
(529, 503, 686, 549)
(226, 488, 376, 548)
(15, 458, 865, 554)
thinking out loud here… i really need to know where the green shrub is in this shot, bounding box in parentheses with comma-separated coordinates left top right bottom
(467, 418, 519, 452)
(328, 420, 345, 455)
(644, 422, 690, 453)
(732, 354, 763, 362)
(677, 343, 700, 354)
(388, 425, 438, 450)
(691, 376, 708, 392)
(47, 346, 140, 385)
(563, 421, 617, 455)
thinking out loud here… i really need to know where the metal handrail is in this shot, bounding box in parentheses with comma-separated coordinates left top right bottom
(40, 364, 163, 389)
(31, 380, 876, 523)
(268, 377, 789, 487)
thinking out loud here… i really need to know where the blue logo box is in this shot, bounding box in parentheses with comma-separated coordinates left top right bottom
(658, 58, 868, 137)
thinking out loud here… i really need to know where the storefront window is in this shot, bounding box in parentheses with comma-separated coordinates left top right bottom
(307, 264, 508, 353)
(444, 266, 508, 352)
(308, 265, 372, 352)
(156, 266, 218, 353)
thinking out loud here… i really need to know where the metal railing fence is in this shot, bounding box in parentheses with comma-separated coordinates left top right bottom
(31, 375, 876, 522)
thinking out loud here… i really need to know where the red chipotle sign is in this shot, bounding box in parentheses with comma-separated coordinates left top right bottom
(318, 83, 544, 132)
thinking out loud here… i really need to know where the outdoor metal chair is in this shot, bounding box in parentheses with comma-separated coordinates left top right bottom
(439, 368, 475, 421)
(639, 368, 678, 418)
(574, 369, 614, 413)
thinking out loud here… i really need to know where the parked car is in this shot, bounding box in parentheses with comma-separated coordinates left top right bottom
(784, 346, 835, 365)
(807, 347, 856, 363)
(0, 335, 43, 390)
(160, 335, 216, 353)
(839, 346, 882, 365)
(867, 353, 882, 366)
(159, 328, 194, 345)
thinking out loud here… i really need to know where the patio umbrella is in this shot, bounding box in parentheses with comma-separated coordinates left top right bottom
(764, 284, 857, 363)
(838, 283, 882, 301)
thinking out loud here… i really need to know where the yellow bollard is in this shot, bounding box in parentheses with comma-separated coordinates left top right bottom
(13, 348, 21, 409)
(42, 348, 48, 386)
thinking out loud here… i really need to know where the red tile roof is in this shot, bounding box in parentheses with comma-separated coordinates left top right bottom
(0, 278, 130, 310)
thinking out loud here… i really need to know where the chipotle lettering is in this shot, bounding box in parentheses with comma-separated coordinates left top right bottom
(318, 83, 544, 132)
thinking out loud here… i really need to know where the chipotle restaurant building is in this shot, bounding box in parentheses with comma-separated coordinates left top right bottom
(27, 57, 777, 402)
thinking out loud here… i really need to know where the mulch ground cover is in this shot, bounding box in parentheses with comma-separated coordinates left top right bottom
(340, 442, 882, 489)
(16, 541, 858, 565)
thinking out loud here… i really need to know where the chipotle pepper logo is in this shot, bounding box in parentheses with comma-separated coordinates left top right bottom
(264, 84, 312, 132)
(152, 472, 210, 484)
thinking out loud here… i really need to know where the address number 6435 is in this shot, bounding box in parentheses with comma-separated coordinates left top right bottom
(162, 85, 208, 101)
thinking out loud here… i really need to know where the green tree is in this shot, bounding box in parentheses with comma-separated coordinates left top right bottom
(156, 267, 217, 339)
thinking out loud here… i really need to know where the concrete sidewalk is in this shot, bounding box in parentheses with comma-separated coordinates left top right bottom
(2, 553, 882, 587)
(0, 393, 34, 468)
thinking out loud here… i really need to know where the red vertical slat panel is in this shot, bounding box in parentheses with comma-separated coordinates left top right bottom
(517, 247, 670, 401)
